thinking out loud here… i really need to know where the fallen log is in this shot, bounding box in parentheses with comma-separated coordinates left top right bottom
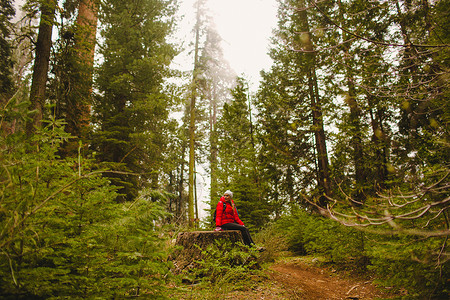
(171, 230, 243, 273)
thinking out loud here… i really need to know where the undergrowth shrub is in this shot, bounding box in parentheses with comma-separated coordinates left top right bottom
(186, 240, 264, 287)
(0, 113, 173, 299)
(273, 208, 449, 299)
(274, 209, 368, 268)
(366, 234, 449, 300)
(253, 223, 290, 263)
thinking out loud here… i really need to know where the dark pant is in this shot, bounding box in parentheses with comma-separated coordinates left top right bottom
(221, 223, 255, 246)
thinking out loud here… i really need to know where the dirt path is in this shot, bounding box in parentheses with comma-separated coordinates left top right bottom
(172, 257, 397, 299)
(268, 258, 393, 300)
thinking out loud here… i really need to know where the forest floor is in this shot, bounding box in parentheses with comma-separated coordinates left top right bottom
(170, 256, 401, 299)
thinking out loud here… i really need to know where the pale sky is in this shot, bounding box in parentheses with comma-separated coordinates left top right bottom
(173, 0, 279, 90)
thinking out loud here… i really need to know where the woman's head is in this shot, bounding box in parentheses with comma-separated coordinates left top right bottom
(223, 190, 233, 200)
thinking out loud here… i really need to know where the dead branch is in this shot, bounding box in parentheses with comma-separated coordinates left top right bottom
(301, 170, 450, 238)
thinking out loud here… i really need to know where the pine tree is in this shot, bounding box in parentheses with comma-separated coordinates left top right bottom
(92, 0, 177, 201)
(187, 0, 205, 227)
(393, 0, 449, 176)
(197, 25, 236, 218)
(295, 0, 331, 204)
(255, 0, 333, 212)
(319, 0, 395, 200)
(26, 0, 57, 135)
(0, 114, 172, 298)
(216, 78, 270, 229)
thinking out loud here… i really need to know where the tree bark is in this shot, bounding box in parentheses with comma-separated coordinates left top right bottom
(310, 70, 332, 204)
(210, 84, 218, 206)
(338, 0, 366, 202)
(72, 0, 98, 137)
(178, 146, 186, 223)
(61, 0, 99, 155)
(75, 0, 98, 63)
(296, 0, 331, 205)
(368, 99, 389, 190)
(26, 0, 57, 135)
(346, 75, 366, 202)
(188, 0, 203, 228)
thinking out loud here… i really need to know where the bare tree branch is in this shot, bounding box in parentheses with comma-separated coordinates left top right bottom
(302, 170, 450, 238)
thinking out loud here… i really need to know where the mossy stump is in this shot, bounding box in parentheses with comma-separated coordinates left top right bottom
(171, 230, 243, 273)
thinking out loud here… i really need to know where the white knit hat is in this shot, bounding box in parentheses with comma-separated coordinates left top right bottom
(224, 190, 233, 198)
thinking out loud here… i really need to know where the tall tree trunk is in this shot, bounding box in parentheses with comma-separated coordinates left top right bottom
(338, 0, 366, 203)
(75, 0, 98, 63)
(209, 85, 218, 205)
(395, 0, 428, 131)
(0, 0, 14, 100)
(178, 146, 186, 224)
(368, 97, 389, 190)
(188, 0, 202, 228)
(346, 76, 366, 202)
(310, 70, 331, 204)
(247, 87, 262, 201)
(62, 0, 99, 155)
(0, 0, 15, 136)
(188, 105, 195, 227)
(26, 0, 57, 135)
(74, 0, 98, 129)
(297, 0, 331, 205)
(194, 162, 198, 225)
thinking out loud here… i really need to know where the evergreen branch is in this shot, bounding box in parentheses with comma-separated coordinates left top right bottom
(2, 251, 18, 287)
(286, 37, 357, 53)
(0, 170, 137, 249)
(312, 2, 450, 49)
(437, 214, 449, 266)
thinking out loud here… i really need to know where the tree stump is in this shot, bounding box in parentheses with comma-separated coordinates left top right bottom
(171, 230, 243, 273)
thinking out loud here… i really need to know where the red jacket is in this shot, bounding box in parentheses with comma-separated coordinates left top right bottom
(215, 197, 244, 227)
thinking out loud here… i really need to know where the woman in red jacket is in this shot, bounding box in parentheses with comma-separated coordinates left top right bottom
(214, 190, 257, 247)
